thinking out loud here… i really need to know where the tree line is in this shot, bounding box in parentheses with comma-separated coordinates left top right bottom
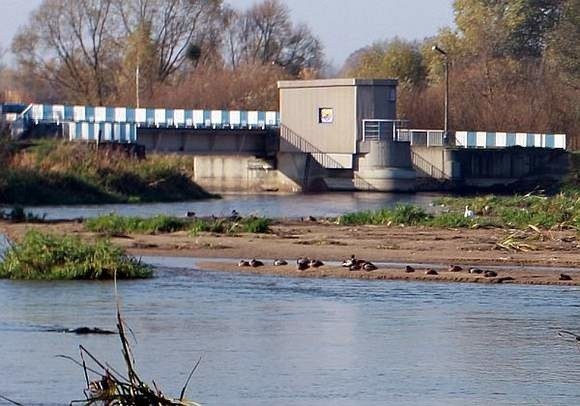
(344, 0, 579, 148)
(1, 0, 578, 148)
(5, 0, 323, 110)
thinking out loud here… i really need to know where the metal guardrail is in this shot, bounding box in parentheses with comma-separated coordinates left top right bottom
(362, 119, 409, 142)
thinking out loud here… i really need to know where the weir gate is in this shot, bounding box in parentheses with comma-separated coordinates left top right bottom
(5, 78, 568, 192)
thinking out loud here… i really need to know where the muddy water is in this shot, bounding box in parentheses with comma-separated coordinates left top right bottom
(1, 259, 579, 405)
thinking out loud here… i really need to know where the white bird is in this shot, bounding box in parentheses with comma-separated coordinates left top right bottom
(464, 205, 474, 218)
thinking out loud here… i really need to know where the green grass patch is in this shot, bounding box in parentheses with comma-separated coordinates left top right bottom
(339, 194, 579, 231)
(85, 214, 190, 235)
(436, 193, 580, 230)
(340, 204, 430, 226)
(0, 230, 152, 280)
(84, 214, 272, 236)
(241, 217, 271, 233)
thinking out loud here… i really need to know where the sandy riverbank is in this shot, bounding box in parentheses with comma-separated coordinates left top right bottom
(1, 219, 579, 286)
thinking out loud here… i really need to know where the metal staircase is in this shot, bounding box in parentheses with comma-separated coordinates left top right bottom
(279, 125, 376, 191)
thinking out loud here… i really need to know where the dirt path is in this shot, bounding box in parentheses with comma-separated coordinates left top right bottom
(2, 219, 579, 286)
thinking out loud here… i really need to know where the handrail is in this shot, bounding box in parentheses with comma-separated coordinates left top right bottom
(279, 124, 376, 191)
(362, 119, 409, 142)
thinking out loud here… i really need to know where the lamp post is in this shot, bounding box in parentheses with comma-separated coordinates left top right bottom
(432, 45, 449, 145)
(135, 64, 140, 108)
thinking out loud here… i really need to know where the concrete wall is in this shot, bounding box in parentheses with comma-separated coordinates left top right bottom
(278, 80, 357, 154)
(191, 154, 300, 193)
(449, 147, 569, 180)
(411, 145, 570, 190)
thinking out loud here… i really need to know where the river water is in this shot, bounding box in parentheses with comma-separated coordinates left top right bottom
(1, 260, 579, 406)
(17, 192, 439, 220)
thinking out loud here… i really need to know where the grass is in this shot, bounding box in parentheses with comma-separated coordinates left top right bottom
(86, 214, 191, 235)
(84, 214, 272, 235)
(190, 216, 272, 236)
(340, 204, 430, 226)
(0, 230, 153, 280)
(339, 195, 580, 231)
(435, 193, 580, 230)
(0, 140, 218, 205)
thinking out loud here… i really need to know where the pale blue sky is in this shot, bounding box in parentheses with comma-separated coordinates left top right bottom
(0, 0, 456, 66)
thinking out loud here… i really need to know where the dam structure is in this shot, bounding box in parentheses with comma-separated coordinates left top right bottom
(6, 78, 568, 193)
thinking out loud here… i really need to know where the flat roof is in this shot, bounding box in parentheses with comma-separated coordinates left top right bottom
(278, 78, 398, 89)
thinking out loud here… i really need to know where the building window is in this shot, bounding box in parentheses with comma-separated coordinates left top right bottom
(318, 108, 333, 124)
(388, 88, 396, 102)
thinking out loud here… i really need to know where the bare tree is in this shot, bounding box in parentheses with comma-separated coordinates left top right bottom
(12, 0, 117, 104)
(114, 0, 224, 83)
(225, 0, 324, 76)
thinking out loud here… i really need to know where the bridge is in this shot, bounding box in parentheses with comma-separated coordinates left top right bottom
(11, 103, 280, 143)
(9, 103, 566, 150)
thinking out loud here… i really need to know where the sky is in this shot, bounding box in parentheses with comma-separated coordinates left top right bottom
(0, 0, 456, 67)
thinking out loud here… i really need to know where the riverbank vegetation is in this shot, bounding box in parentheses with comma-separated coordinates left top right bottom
(0, 230, 152, 280)
(340, 194, 580, 232)
(0, 140, 217, 205)
(85, 213, 272, 236)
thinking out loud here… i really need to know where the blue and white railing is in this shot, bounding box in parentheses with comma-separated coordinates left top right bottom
(19, 103, 281, 143)
(455, 131, 566, 149)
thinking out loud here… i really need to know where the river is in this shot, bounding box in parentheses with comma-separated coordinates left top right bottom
(1, 259, 579, 406)
(16, 192, 440, 220)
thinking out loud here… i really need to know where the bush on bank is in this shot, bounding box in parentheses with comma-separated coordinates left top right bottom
(340, 195, 580, 231)
(0, 140, 218, 205)
(0, 230, 153, 280)
(85, 214, 272, 235)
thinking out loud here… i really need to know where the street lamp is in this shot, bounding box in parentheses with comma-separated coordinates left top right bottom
(432, 45, 449, 145)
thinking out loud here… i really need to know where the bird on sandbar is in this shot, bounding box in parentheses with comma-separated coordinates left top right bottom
(559, 273, 572, 281)
(362, 262, 378, 271)
(484, 270, 498, 278)
(273, 259, 288, 266)
(342, 255, 357, 268)
(448, 265, 463, 272)
(309, 259, 324, 268)
(405, 265, 415, 273)
(249, 258, 264, 267)
(349, 263, 362, 271)
(296, 257, 310, 271)
(238, 259, 250, 267)
(425, 269, 439, 275)
(464, 205, 475, 218)
(469, 267, 484, 274)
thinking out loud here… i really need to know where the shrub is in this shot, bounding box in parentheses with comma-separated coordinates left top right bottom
(0, 230, 152, 280)
(241, 217, 271, 233)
